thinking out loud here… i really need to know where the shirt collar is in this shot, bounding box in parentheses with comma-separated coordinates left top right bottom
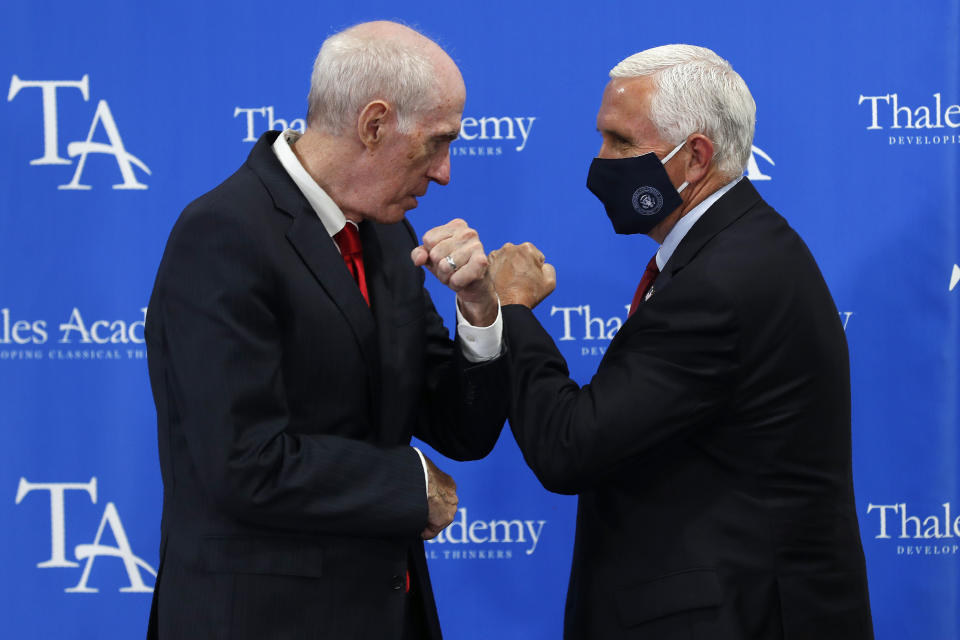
(271, 129, 348, 238)
(656, 176, 743, 270)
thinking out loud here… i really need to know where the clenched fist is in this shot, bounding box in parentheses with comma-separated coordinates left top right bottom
(488, 242, 557, 309)
(421, 455, 459, 540)
(411, 218, 498, 326)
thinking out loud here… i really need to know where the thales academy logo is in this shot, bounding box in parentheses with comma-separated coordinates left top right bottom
(866, 502, 960, 557)
(7, 75, 151, 189)
(424, 506, 546, 560)
(15, 477, 156, 592)
(551, 305, 853, 358)
(858, 92, 960, 146)
(0, 307, 147, 362)
(234, 105, 537, 157)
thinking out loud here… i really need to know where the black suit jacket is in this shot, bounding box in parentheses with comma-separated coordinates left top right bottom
(144, 131, 507, 640)
(503, 179, 873, 639)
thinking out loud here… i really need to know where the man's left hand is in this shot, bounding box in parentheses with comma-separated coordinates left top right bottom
(411, 218, 498, 326)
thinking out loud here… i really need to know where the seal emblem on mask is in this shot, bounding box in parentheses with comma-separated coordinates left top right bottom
(632, 186, 663, 215)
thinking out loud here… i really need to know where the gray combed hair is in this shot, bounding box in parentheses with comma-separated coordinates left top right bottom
(307, 26, 437, 134)
(610, 44, 756, 179)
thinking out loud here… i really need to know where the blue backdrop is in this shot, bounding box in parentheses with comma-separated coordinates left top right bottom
(2, 1, 958, 638)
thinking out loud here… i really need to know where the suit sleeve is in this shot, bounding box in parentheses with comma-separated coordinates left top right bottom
(400, 220, 509, 460)
(502, 277, 740, 495)
(146, 204, 426, 537)
(413, 289, 509, 460)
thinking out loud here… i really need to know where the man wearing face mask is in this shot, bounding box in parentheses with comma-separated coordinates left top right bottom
(489, 45, 874, 639)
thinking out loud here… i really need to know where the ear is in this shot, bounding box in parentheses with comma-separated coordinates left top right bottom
(357, 100, 391, 150)
(683, 133, 715, 183)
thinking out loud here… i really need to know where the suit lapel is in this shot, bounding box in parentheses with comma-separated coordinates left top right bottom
(245, 132, 381, 388)
(654, 178, 762, 292)
(361, 222, 408, 445)
(360, 220, 395, 318)
(609, 179, 762, 354)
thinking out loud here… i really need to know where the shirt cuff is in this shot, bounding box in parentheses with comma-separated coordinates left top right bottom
(455, 297, 504, 362)
(412, 446, 429, 498)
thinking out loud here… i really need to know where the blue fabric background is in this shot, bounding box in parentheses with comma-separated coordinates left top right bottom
(2, 1, 958, 637)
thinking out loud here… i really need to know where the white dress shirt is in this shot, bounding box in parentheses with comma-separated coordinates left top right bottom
(656, 176, 743, 270)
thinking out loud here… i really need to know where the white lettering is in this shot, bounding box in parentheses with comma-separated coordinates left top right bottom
(839, 311, 854, 330)
(7, 75, 90, 164)
(15, 477, 97, 568)
(524, 520, 546, 555)
(468, 519, 488, 543)
(858, 94, 890, 130)
(460, 117, 478, 140)
(60, 100, 151, 190)
(900, 502, 922, 538)
(59, 308, 91, 343)
(488, 519, 524, 544)
(234, 106, 266, 142)
(745, 145, 775, 181)
(867, 503, 898, 539)
(514, 117, 535, 151)
(583, 305, 605, 340)
(551, 305, 583, 341)
(67, 502, 156, 593)
(479, 116, 514, 141)
(445, 507, 469, 544)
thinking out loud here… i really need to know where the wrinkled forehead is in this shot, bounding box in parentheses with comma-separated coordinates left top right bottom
(432, 52, 466, 105)
(416, 102, 463, 139)
(419, 59, 465, 134)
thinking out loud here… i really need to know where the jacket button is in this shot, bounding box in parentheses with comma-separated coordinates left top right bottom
(391, 575, 403, 590)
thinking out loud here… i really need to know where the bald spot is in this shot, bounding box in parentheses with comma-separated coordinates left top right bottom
(344, 21, 465, 116)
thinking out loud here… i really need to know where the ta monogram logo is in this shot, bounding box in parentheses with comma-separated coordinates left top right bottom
(950, 264, 959, 292)
(7, 75, 151, 190)
(14, 477, 156, 593)
(745, 145, 774, 181)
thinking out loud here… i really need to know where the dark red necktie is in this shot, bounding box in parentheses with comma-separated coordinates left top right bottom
(628, 254, 660, 317)
(333, 223, 369, 306)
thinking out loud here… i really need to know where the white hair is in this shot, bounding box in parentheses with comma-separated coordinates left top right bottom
(306, 26, 437, 134)
(610, 44, 756, 179)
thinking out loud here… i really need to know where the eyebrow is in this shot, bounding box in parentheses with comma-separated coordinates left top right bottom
(436, 130, 460, 142)
(597, 127, 631, 143)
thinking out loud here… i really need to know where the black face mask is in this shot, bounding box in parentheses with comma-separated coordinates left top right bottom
(586, 140, 688, 235)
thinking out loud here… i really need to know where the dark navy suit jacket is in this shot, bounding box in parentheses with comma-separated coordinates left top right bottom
(145, 131, 507, 640)
(503, 179, 874, 639)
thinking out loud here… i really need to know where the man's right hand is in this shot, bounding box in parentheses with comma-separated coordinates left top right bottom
(488, 242, 557, 309)
(422, 455, 459, 540)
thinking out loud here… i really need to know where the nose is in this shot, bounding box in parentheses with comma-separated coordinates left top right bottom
(597, 139, 616, 160)
(428, 151, 451, 185)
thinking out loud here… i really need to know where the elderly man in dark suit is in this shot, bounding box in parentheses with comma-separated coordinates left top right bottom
(145, 21, 507, 640)
(490, 44, 874, 639)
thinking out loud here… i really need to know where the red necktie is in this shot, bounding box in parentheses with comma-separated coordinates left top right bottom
(333, 223, 369, 306)
(628, 254, 660, 317)
(335, 224, 404, 588)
